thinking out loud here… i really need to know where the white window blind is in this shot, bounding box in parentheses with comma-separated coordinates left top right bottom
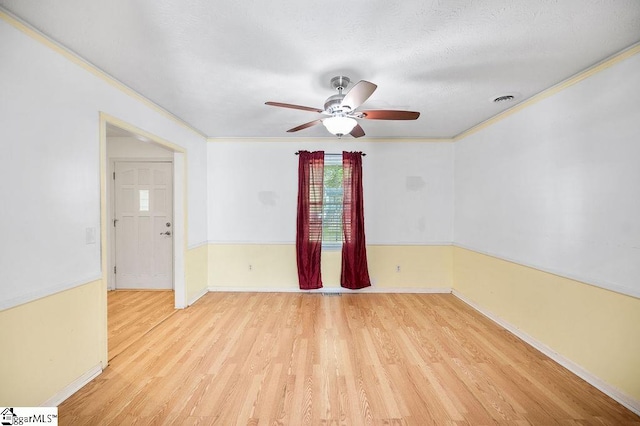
(322, 154, 343, 250)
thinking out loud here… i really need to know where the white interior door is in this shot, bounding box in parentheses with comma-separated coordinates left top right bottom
(114, 161, 173, 289)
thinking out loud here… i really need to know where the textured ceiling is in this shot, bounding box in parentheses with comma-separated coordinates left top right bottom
(2, 1, 640, 139)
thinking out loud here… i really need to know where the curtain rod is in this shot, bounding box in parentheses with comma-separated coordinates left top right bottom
(295, 151, 366, 156)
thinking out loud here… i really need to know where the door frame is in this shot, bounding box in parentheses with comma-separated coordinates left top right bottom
(99, 113, 187, 310)
(99, 113, 188, 367)
(109, 159, 174, 291)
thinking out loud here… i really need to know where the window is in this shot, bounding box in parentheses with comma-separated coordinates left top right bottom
(139, 189, 150, 211)
(322, 154, 343, 250)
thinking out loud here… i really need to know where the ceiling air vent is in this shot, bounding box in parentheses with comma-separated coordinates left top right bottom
(493, 95, 515, 103)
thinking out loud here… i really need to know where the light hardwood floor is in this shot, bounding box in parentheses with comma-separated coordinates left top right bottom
(61, 292, 639, 425)
(108, 290, 175, 360)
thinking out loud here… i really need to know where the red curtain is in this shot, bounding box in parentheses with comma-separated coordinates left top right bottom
(341, 151, 371, 289)
(296, 151, 324, 289)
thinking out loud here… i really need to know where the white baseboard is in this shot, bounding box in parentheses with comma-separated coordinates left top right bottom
(42, 364, 102, 407)
(345, 287, 451, 294)
(208, 286, 452, 294)
(208, 286, 299, 293)
(452, 290, 640, 416)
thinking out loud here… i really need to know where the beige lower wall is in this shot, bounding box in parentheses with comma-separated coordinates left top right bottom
(208, 244, 298, 290)
(185, 244, 209, 304)
(0, 280, 105, 406)
(453, 246, 640, 402)
(367, 245, 452, 289)
(208, 244, 453, 290)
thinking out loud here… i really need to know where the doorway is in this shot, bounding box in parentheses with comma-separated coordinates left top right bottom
(101, 114, 187, 363)
(103, 120, 186, 304)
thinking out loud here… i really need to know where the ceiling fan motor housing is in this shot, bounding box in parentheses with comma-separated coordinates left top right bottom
(324, 94, 350, 114)
(325, 76, 354, 115)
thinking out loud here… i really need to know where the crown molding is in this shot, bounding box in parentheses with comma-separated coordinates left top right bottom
(0, 9, 207, 140)
(207, 136, 453, 143)
(454, 42, 640, 142)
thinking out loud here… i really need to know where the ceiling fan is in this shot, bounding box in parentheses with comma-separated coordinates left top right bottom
(265, 76, 420, 138)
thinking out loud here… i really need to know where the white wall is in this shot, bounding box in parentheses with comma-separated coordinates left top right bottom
(366, 142, 453, 245)
(454, 52, 640, 298)
(207, 140, 454, 245)
(0, 17, 208, 309)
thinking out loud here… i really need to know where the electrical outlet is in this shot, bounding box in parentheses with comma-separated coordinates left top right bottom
(248, 264, 252, 271)
(396, 265, 401, 273)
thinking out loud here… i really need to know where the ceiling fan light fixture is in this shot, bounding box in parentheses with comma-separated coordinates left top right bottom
(323, 116, 357, 136)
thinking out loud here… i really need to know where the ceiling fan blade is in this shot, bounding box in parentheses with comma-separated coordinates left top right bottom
(265, 102, 324, 113)
(360, 110, 420, 120)
(341, 80, 377, 110)
(287, 119, 322, 133)
(350, 124, 365, 138)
